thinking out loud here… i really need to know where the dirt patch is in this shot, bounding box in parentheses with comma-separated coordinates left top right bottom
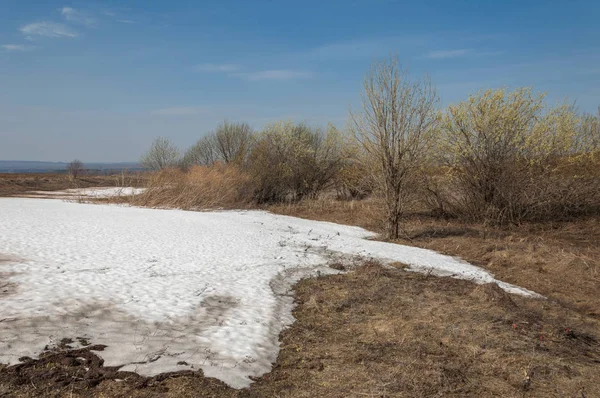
(1, 262, 599, 397)
(0, 345, 234, 398)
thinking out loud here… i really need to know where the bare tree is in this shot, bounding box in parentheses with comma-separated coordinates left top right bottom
(183, 136, 219, 167)
(350, 57, 439, 239)
(248, 120, 345, 202)
(67, 159, 85, 179)
(214, 121, 253, 164)
(140, 137, 180, 170)
(183, 121, 253, 168)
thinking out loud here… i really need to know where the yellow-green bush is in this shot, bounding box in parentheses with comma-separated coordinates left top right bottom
(439, 87, 599, 223)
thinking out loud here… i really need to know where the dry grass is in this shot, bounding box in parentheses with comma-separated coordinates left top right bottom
(129, 164, 252, 210)
(267, 198, 600, 321)
(0, 173, 138, 197)
(401, 217, 600, 319)
(255, 263, 600, 397)
(266, 196, 385, 233)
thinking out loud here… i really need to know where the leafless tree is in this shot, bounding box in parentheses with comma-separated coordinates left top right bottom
(67, 159, 85, 179)
(350, 57, 440, 238)
(140, 137, 180, 170)
(183, 121, 253, 168)
(183, 136, 219, 166)
(248, 120, 345, 202)
(214, 121, 253, 164)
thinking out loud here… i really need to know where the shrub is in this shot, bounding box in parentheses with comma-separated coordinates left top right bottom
(440, 88, 599, 223)
(335, 145, 373, 200)
(67, 159, 84, 179)
(248, 121, 345, 203)
(140, 137, 181, 170)
(576, 107, 600, 155)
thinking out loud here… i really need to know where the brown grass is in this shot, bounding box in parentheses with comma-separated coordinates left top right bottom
(0, 173, 133, 197)
(267, 198, 600, 321)
(129, 164, 252, 210)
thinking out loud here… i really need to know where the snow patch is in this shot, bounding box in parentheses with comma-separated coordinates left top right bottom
(21, 187, 145, 199)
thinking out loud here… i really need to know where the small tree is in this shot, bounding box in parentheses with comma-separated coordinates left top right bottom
(248, 120, 344, 202)
(183, 136, 219, 167)
(214, 121, 253, 164)
(67, 159, 84, 179)
(183, 121, 253, 168)
(350, 57, 440, 239)
(140, 137, 180, 170)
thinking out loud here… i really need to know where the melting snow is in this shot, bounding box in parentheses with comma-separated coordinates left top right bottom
(0, 198, 540, 388)
(21, 186, 145, 199)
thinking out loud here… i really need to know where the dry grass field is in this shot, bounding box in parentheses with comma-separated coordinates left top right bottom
(0, 174, 123, 197)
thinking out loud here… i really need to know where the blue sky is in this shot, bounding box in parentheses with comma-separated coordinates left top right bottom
(1, 0, 599, 162)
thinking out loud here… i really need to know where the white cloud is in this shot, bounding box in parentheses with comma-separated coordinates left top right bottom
(153, 107, 209, 116)
(196, 63, 240, 72)
(1, 44, 32, 52)
(423, 49, 471, 59)
(20, 22, 78, 38)
(61, 7, 96, 27)
(116, 19, 136, 24)
(233, 69, 313, 81)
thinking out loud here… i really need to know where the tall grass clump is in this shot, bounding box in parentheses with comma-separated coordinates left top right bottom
(131, 164, 252, 210)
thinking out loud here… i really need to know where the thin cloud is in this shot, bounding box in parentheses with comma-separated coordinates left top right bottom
(60, 7, 96, 27)
(196, 63, 240, 72)
(20, 22, 78, 38)
(116, 19, 136, 24)
(304, 37, 424, 60)
(233, 69, 313, 81)
(1, 44, 33, 52)
(153, 107, 209, 116)
(424, 49, 471, 59)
